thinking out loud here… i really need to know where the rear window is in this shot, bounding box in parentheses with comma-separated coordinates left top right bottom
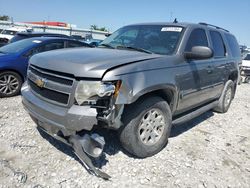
(67, 41, 85, 48)
(209, 31, 226, 58)
(9, 35, 28, 43)
(225, 34, 240, 58)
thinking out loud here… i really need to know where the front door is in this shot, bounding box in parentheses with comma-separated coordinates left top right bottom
(176, 28, 215, 113)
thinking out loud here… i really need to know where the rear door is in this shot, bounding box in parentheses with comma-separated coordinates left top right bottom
(207, 30, 228, 97)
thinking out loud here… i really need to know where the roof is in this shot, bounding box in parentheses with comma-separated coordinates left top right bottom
(125, 22, 230, 33)
(21, 36, 73, 42)
(16, 31, 69, 37)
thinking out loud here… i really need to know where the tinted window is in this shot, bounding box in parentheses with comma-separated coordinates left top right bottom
(25, 46, 44, 57)
(9, 35, 28, 43)
(67, 41, 85, 48)
(1, 30, 17, 35)
(225, 34, 240, 58)
(185, 29, 208, 51)
(43, 41, 64, 51)
(101, 25, 184, 55)
(25, 41, 64, 57)
(210, 31, 226, 57)
(0, 38, 41, 53)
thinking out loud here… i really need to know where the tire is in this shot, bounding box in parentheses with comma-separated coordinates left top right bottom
(213, 80, 234, 113)
(119, 96, 172, 158)
(238, 76, 243, 85)
(0, 71, 23, 98)
(245, 76, 250, 83)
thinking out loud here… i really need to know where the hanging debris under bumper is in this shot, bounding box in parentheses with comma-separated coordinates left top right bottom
(38, 124, 111, 180)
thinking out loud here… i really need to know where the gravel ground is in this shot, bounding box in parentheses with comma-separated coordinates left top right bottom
(0, 84, 250, 188)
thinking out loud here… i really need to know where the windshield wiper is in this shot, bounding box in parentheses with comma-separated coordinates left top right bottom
(116, 45, 153, 54)
(99, 43, 115, 49)
(0, 51, 6, 54)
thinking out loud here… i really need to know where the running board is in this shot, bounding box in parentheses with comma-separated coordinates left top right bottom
(172, 101, 218, 125)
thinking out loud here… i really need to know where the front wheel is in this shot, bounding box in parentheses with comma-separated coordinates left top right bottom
(119, 97, 172, 158)
(245, 76, 250, 83)
(0, 71, 23, 98)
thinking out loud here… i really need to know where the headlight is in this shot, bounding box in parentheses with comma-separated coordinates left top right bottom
(75, 81, 116, 105)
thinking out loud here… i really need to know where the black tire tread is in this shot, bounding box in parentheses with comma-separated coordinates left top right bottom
(119, 96, 172, 158)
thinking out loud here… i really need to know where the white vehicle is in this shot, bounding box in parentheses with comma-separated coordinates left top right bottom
(0, 27, 30, 41)
(241, 53, 250, 83)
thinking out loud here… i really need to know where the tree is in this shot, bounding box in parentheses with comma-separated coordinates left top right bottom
(90, 25, 108, 32)
(0, 15, 10, 21)
(99, 27, 108, 32)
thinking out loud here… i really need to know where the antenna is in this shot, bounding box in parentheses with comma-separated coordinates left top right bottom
(173, 18, 178, 23)
(170, 12, 173, 22)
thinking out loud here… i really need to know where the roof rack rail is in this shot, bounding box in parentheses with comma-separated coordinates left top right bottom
(199, 22, 229, 32)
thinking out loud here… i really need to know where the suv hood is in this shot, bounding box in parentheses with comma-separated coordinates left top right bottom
(30, 48, 162, 78)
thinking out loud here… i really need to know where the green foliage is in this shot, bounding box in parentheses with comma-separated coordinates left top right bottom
(90, 25, 108, 32)
(0, 15, 10, 21)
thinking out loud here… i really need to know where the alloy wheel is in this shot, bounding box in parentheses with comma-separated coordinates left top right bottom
(138, 108, 166, 146)
(0, 74, 20, 95)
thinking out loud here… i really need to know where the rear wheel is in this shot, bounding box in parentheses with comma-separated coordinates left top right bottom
(119, 97, 172, 158)
(213, 80, 234, 113)
(0, 71, 23, 97)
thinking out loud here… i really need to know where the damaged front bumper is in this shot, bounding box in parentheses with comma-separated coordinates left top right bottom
(241, 66, 250, 76)
(21, 83, 111, 179)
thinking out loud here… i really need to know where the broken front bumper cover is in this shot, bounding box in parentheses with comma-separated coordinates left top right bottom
(241, 67, 250, 76)
(21, 84, 111, 179)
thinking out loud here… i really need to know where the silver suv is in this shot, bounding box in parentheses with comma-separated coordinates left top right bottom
(21, 22, 241, 179)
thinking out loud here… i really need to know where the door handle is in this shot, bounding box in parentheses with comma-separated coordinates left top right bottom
(206, 66, 213, 74)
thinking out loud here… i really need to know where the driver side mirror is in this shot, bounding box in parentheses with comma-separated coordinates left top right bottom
(184, 46, 213, 60)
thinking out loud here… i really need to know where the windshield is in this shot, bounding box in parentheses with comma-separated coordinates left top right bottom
(0, 38, 41, 54)
(100, 25, 183, 55)
(9, 35, 27, 43)
(244, 54, 250, 60)
(1, 29, 17, 36)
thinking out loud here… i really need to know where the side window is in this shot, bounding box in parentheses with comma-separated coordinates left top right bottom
(210, 31, 226, 58)
(185, 29, 208, 51)
(225, 34, 240, 58)
(67, 41, 84, 48)
(43, 41, 64, 52)
(24, 46, 44, 57)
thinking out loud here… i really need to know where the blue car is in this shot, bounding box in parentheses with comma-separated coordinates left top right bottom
(0, 37, 90, 97)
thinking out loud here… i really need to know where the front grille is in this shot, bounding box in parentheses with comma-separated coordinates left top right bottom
(241, 67, 250, 75)
(29, 66, 73, 86)
(29, 80, 69, 104)
(28, 65, 75, 106)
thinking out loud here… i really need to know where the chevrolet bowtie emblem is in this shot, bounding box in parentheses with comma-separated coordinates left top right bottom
(35, 77, 46, 88)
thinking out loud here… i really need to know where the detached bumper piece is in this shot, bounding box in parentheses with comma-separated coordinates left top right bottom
(69, 134, 111, 180)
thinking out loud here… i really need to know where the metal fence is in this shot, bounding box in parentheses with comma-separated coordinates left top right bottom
(0, 21, 109, 40)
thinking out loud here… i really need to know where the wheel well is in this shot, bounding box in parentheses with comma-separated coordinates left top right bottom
(228, 71, 238, 98)
(0, 69, 24, 82)
(133, 89, 175, 112)
(228, 71, 238, 83)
